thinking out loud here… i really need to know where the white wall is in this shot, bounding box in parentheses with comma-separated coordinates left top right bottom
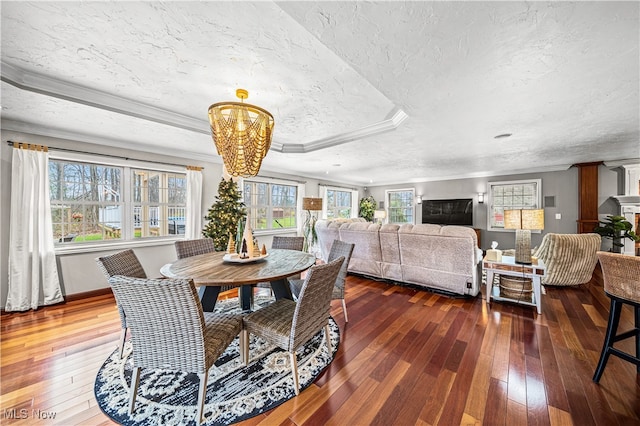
(1, 139, 14, 307)
(0, 131, 363, 306)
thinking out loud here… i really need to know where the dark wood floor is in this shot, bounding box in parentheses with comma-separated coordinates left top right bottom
(2, 267, 639, 425)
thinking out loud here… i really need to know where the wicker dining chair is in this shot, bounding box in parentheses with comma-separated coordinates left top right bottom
(290, 239, 355, 322)
(175, 238, 238, 294)
(109, 276, 244, 425)
(175, 238, 216, 259)
(256, 236, 306, 294)
(242, 256, 343, 395)
(592, 251, 640, 383)
(271, 236, 305, 251)
(95, 249, 147, 358)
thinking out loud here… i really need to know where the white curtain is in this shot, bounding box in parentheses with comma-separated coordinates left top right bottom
(350, 189, 359, 218)
(185, 168, 203, 239)
(297, 183, 306, 236)
(319, 185, 327, 219)
(6, 145, 63, 311)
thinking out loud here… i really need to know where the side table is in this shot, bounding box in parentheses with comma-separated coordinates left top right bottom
(483, 255, 546, 314)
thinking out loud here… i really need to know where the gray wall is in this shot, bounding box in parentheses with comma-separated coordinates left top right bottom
(365, 165, 619, 250)
(0, 131, 361, 306)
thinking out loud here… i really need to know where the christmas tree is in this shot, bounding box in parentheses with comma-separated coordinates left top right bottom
(202, 178, 247, 251)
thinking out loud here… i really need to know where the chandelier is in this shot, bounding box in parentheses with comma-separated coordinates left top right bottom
(208, 89, 274, 177)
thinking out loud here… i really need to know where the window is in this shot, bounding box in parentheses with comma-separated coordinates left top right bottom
(50, 157, 186, 244)
(132, 169, 187, 238)
(325, 188, 354, 219)
(487, 179, 542, 231)
(50, 160, 123, 243)
(244, 179, 298, 231)
(386, 189, 415, 224)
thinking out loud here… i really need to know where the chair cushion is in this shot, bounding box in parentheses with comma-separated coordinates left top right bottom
(243, 299, 297, 350)
(203, 312, 243, 363)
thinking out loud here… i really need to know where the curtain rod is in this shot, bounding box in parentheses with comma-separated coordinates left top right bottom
(6, 140, 204, 170)
(248, 174, 307, 185)
(318, 183, 357, 191)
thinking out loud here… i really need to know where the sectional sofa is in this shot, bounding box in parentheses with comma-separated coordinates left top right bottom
(315, 218, 483, 296)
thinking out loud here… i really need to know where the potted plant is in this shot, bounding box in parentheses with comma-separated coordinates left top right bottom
(594, 215, 640, 253)
(359, 196, 376, 222)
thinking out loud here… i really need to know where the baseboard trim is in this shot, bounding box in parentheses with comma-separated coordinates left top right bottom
(1, 288, 113, 316)
(64, 287, 114, 302)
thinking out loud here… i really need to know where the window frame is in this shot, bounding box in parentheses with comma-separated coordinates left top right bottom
(385, 188, 416, 225)
(321, 186, 358, 219)
(49, 151, 187, 253)
(242, 177, 300, 234)
(486, 178, 542, 232)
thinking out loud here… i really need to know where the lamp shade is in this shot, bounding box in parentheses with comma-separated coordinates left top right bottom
(302, 197, 323, 211)
(374, 210, 387, 219)
(504, 209, 544, 230)
(504, 209, 544, 264)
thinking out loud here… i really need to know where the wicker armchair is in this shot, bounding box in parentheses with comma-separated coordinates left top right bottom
(256, 236, 306, 293)
(593, 252, 640, 383)
(290, 239, 355, 322)
(95, 249, 147, 358)
(534, 233, 601, 286)
(175, 238, 238, 296)
(242, 257, 343, 395)
(109, 276, 243, 425)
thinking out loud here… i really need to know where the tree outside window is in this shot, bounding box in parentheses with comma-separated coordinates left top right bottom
(386, 189, 415, 224)
(50, 158, 187, 244)
(326, 189, 352, 219)
(244, 180, 298, 230)
(132, 169, 187, 238)
(50, 160, 122, 242)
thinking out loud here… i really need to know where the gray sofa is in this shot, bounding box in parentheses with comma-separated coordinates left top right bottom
(315, 218, 482, 296)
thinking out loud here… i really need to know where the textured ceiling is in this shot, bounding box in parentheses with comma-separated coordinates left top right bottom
(1, 1, 639, 186)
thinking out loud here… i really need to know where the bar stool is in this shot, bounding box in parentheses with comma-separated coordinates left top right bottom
(592, 251, 640, 383)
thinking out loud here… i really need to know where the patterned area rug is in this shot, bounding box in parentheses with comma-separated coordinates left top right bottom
(94, 296, 340, 425)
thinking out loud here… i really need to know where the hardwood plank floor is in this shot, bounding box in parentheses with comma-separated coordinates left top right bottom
(2, 268, 639, 425)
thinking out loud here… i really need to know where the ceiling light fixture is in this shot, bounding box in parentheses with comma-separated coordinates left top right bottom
(208, 89, 274, 177)
(494, 133, 512, 139)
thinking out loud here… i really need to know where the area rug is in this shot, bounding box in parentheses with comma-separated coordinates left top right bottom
(94, 296, 340, 425)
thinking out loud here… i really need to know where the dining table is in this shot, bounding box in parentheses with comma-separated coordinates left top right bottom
(159, 248, 316, 311)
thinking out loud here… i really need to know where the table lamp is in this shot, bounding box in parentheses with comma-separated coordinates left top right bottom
(374, 210, 386, 224)
(504, 209, 544, 264)
(302, 197, 323, 251)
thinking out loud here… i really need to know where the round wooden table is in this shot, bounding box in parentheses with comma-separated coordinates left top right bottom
(160, 249, 316, 311)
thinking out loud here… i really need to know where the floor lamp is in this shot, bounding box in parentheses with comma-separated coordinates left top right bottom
(302, 197, 322, 252)
(504, 209, 545, 264)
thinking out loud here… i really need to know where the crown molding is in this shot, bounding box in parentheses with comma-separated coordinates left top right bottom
(1, 61, 408, 154)
(1, 118, 216, 164)
(270, 108, 409, 153)
(1, 61, 209, 134)
(603, 158, 640, 168)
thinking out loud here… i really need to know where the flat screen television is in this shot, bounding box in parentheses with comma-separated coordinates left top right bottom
(422, 198, 473, 226)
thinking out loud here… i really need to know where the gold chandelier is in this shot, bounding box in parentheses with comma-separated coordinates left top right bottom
(208, 89, 274, 177)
